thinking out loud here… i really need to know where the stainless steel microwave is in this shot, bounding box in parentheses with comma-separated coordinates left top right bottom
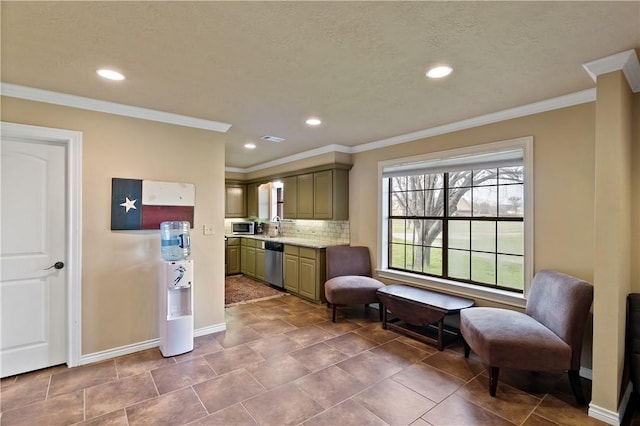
(232, 221, 254, 235)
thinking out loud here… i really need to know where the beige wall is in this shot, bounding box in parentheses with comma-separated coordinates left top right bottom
(1, 97, 226, 355)
(349, 103, 596, 283)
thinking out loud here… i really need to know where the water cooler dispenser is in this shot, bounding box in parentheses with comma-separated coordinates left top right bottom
(159, 221, 194, 357)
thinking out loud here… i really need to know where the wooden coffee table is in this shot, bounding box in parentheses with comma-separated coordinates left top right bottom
(377, 284, 474, 350)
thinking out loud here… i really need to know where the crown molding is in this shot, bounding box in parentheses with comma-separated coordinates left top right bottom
(226, 88, 596, 173)
(583, 49, 640, 93)
(0, 82, 596, 172)
(351, 89, 595, 154)
(0, 82, 232, 132)
(232, 143, 354, 174)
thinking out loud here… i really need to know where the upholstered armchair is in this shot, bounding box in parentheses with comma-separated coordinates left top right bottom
(324, 246, 384, 322)
(460, 270, 594, 404)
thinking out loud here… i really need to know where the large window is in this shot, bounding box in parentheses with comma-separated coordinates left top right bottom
(380, 138, 532, 295)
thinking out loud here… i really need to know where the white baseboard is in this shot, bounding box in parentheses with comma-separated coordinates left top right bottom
(194, 323, 227, 337)
(79, 322, 227, 365)
(588, 382, 633, 426)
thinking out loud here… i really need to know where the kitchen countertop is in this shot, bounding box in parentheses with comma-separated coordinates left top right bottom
(226, 234, 349, 249)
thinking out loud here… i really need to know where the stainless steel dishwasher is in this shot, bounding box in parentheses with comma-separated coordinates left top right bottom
(265, 241, 284, 288)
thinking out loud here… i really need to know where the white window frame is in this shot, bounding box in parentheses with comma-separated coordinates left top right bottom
(377, 136, 534, 308)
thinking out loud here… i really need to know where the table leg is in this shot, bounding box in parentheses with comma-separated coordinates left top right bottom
(382, 305, 387, 329)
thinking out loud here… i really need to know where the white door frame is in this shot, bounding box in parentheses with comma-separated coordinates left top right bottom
(1, 121, 83, 369)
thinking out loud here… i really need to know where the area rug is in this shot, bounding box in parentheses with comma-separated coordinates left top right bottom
(225, 275, 286, 306)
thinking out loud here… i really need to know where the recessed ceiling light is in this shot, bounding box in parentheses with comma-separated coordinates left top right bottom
(426, 65, 453, 79)
(244, 143, 256, 149)
(97, 69, 125, 81)
(306, 118, 322, 126)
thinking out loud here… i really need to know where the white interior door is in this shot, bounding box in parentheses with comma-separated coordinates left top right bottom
(1, 135, 68, 377)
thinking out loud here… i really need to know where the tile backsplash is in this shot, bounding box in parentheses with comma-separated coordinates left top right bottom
(279, 220, 349, 243)
(225, 219, 349, 244)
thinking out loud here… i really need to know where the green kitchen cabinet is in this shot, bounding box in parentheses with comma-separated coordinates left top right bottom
(240, 242, 247, 274)
(298, 247, 324, 301)
(313, 169, 349, 220)
(264, 166, 351, 220)
(283, 244, 326, 303)
(283, 176, 297, 219)
(225, 183, 247, 218)
(284, 245, 299, 293)
(226, 237, 241, 275)
(246, 183, 259, 218)
(255, 246, 266, 282)
(281, 169, 349, 220)
(245, 246, 256, 278)
(240, 238, 256, 278)
(296, 173, 314, 219)
(313, 170, 332, 220)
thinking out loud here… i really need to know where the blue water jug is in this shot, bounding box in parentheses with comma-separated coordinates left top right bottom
(160, 221, 191, 261)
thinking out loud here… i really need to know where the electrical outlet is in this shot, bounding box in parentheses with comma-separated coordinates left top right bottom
(203, 224, 215, 235)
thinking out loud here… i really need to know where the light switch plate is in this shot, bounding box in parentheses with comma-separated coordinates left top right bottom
(203, 224, 214, 235)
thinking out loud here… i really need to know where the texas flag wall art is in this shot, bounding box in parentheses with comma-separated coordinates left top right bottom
(111, 178, 195, 230)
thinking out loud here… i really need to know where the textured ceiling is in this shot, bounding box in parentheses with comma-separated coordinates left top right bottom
(2, 2, 639, 169)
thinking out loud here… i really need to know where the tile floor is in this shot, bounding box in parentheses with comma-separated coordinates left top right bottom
(0, 293, 607, 426)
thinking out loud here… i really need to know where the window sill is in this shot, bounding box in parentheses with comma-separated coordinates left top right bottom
(376, 269, 526, 309)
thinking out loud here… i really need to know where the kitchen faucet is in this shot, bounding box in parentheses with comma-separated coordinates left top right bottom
(272, 216, 281, 237)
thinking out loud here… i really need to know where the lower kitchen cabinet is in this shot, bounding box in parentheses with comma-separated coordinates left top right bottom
(241, 238, 257, 278)
(226, 238, 241, 275)
(284, 245, 299, 293)
(283, 244, 326, 303)
(299, 249, 318, 300)
(235, 238, 328, 302)
(255, 246, 266, 282)
(239, 237, 268, 282)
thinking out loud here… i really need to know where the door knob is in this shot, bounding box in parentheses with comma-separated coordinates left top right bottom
(44, 261, 65, 270)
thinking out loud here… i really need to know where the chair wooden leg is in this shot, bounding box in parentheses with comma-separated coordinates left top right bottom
(489, 367, 499, 397)
(332, 304, 337, 323)
(568, 370, 586, 405)
(463, 340, 470, 358)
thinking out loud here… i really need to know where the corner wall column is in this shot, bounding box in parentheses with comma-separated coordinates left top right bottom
(591, 68, 634, 421)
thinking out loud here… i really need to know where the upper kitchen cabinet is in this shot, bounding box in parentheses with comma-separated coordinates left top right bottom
(232, 164, 351, 221)
(314, 169, 349, 219)
(296, 173, 314, 219)
(282, 176, 297, 218)
(225, 182, 247, 218)
(246, 183, 259, 218)
(281, 168, 349, 220)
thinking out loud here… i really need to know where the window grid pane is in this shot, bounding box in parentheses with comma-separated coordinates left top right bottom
(471, 221, 496, 252)
(471, 251, 496, 285)
(423, 247, 442, 275)
(388, 165, 524, 293)
(497, 254, 524, 290)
